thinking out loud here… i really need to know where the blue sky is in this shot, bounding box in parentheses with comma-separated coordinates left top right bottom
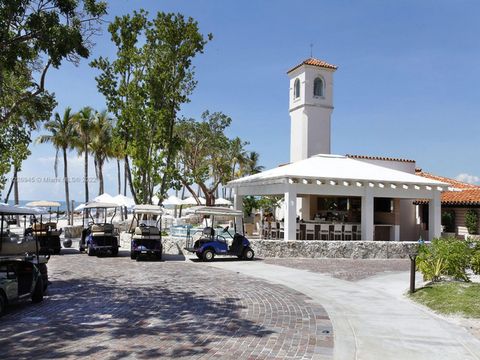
(10, 0, 480, 201)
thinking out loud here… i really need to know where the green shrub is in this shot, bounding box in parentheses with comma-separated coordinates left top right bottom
(417, 237, 471, 282)
(465, 209, 479, 235)
(471, 251, 480, 275)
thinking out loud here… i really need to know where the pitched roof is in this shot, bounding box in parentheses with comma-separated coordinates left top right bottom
(415, 170, 480, 190)
(415, 171, 480, 205)
(287, 58, 338, 73)
(228, 154, 447, 187)
(346, 154, 416, 163)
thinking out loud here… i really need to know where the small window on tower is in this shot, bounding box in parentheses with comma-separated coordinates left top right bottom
(294, 78, 300, 99)
(314, 77, 324, 97)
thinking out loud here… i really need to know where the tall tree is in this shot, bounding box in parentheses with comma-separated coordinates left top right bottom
(176, 111, 244, 206)
(91, 10, 211, 204)
(90, 110, 114, 195)
(36, 107, 76, 223)
(0, 0, 106, 193)
(74, 106, 95, 202)
(0, 0, 107, 125)
(242, 151, 265, 176)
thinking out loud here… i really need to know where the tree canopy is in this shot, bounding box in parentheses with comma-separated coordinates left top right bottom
(91, 9, 211, 204)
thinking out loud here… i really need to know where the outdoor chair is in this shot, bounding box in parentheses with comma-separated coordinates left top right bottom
(343, 224, 353, 241)
(331, 224, 342, 241)
(279, 223, 284, 239)
(305, 224, 315, 240)
(318, 224, 330, 240)
(296, 223, 302, 240)
(355, 226, 362, 240)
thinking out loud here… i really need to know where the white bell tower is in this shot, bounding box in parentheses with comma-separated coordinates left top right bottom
(288, 58, 337, 162)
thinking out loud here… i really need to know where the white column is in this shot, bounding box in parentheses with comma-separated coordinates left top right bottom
(284, 188, 297, 240)
(233, 191, 244, 234)
(429, 191, 442, 241)
(361, 191, 374, 241)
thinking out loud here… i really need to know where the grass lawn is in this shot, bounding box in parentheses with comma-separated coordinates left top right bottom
(410, 282, 480, 318)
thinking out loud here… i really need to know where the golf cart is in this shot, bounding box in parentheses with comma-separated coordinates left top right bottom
(79, 202, 119, 256)
(26, 200, 63, 255)
(129, 205, 163, 261)
(0, 204, 48, 316)
(184, 206, 254, 261)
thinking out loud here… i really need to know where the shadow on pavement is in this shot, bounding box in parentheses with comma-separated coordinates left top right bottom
(0, 276, 272, 359)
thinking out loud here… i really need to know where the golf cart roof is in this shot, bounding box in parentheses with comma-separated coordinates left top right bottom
(83, 201, 119, 209)
(25, 200, 61, 207)
(133, 204, 163, 215)
(193, 206, 242, 216)
(0, 203, 42, 215)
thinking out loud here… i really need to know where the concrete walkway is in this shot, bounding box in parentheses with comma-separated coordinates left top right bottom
(207, 260, 480, 360)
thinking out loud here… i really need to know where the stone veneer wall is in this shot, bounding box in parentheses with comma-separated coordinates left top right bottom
(119, 231, 418, 259)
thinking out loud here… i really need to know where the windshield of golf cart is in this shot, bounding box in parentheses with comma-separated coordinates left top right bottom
(192, 207, 244, 241)
(83, 202, 118, 226)
(130, 205, 163, 231)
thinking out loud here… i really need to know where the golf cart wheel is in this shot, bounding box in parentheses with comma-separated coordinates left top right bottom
(195, 252, 202, 259)
(31, 278, 44, 303)
(243, 247, 255, 261)
(87, 246, 95, 256)
(130, 251, 136, 260)
(156, 253, 162, 261)
(202, 249, 215, 262)
(111, 247, 119, 256)
(0, 292, 6, 316)
(53, 248, 61, 255)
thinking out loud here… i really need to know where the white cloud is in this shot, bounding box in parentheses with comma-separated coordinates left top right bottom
(455, 173, 480, 184)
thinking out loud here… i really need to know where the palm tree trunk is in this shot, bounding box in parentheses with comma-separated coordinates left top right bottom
(13, 165, 18, 205)
(123, 160, 127, 196)
(63, 147, 71, 225)
(98, 159, 104, 196)
(84, 143, 89, 202)
(117, 159, 121, 195)
(3, 173, 15, 203)
(125, 155, 138, 204)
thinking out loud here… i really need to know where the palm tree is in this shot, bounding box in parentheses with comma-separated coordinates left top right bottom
(36, 107, 76, 223)
(244, 151, 264, 175)
(74, 107, 95, 202)
(228, 137, 248, 199)
(90, 110, 114, 195)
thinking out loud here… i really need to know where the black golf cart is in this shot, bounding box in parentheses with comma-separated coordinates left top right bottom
(129, 204, 163, 260)
(79, 202, 119, 256)
(26, 200, 63, 255)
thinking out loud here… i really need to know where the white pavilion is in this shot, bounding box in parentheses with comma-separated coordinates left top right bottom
(228, 58, 447, 242)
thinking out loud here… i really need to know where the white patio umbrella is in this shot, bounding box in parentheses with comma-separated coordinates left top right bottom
(215, 197, 232, 206)
(163, 195, 183, 206)
(112, 194, 135, 208)
(181, 196, 206, 205)
(94, 193, 115, 203)
(74, 203, 86, 211)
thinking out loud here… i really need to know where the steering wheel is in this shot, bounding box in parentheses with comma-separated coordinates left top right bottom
(223, 226, 234, 239)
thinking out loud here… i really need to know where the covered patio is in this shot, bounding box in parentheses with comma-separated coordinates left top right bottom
(228, 154, 448, 242)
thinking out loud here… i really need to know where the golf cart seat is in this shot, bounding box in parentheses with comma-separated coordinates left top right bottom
(132, 226, 160, 240)
(1, 233, 37, 255)
(91, 223, 115, 237)
(229, 233, 245, 254)
(32, 223, 48, 235)
(45, 222, 57, 230)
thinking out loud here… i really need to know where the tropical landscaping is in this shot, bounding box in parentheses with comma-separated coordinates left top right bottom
(0, 1, 264, 221)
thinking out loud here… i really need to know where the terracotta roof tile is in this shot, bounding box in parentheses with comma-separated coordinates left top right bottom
(346, 154, 416, 163)
(287, 58, 338, 73)
(416, 171, 480, 190)
(415, 171, 480, 205)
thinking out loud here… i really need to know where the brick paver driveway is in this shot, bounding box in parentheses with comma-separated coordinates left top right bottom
(0, 251, 333, 360)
